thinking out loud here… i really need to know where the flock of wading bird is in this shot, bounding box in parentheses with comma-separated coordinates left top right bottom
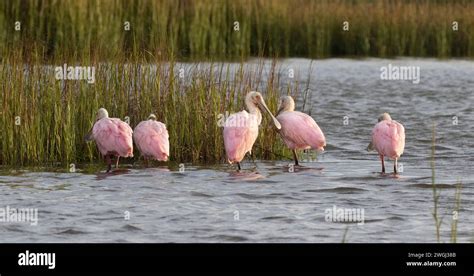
(85, 91, 406, 174)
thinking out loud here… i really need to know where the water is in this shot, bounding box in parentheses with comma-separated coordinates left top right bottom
(1, 58, 473, 243)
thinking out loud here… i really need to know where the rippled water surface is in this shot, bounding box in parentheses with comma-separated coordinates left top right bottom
(1, 58, 473, 242)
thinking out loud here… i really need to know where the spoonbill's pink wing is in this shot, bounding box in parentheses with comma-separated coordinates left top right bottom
(133, 120, 169, 161)
(371, 120, 405, 159)
(223, 111, 259, 163)
(277, 111, 326, 150)
(92, 118, 134, 157)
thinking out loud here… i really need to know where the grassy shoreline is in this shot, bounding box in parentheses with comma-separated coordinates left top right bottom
(1, 54, 306, 166)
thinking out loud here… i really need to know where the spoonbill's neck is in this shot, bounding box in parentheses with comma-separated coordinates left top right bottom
(285, 102, 295, 112)
(246, 102, 262, 125)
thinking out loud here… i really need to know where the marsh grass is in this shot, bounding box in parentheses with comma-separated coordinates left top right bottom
(1, 0, 474, 61)
(450, 182, 462, 243)
(0, 50, 308, 167)
(430, 124, 462, 243)
(431, 124, 443, 243)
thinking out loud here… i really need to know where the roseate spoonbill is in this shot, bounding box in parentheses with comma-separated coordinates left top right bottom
(276, 96, 326, 166)
(133, 114, 169, 163)
(85, 108, 133, 172)
(367, 113, 405, 174)
(223, 91, 281, 170)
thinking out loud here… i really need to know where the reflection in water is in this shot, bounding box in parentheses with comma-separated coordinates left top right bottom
(95, 169, 132, 181)
(227, 171, 265, 181)
(377, 172, 402, 179)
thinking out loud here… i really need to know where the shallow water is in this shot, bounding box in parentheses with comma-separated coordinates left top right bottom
(1, 58, 473, 243)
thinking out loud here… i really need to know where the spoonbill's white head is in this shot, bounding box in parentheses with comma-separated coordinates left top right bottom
(96, 108, 109, 121)
(245, 91, 281, 130)
(276, 95, 295, 116)
(148, 114, 157, 121)
(85, 108, 109, 142)
(378, 112, 392, 122)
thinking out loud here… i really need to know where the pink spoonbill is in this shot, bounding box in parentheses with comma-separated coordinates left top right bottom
(85, 108, 134, 172)
(368, 113, 405, 174)
(223, 91, 281, 170)
(133, 114, 170, 164)
(276, 96, 326, 166)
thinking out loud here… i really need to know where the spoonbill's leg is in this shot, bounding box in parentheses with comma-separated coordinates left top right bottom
(380, 155, 385, 174)
(394, 158, 398, 174)
(237, 162, 241, 171)
(106, 155, 112, 172)
(116, 156, 120, 169)
(293, 150, 299, 166)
